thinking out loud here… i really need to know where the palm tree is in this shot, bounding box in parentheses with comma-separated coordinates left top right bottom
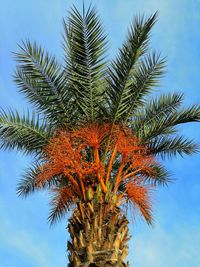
(1, 4, 199, 267)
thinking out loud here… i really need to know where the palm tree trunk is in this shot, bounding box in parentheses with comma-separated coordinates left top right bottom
(67, 199, 129, 267)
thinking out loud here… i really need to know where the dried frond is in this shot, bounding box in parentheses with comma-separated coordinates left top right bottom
(48, 187, 75, 224)
(126, 181, 153, 224)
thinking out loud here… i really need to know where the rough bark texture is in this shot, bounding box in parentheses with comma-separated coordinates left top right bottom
(67, 199, 129, 267)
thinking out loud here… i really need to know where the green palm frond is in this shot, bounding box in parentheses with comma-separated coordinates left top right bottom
(123, 52, 166, 123)
(17, 163, 60, 197)
(17, 164, 39, 197)
(133, 92, 184, 124)
(63, 5, 107, 122)
(148, 135, 199, 159)
(0, 109, 51, 153)
(14, 41, 76, 126)
(106, 12, 158, 124)
(142, 164, 171, 186)
(131, 92, 183, 137)
(134, 104, 200, 141)
(172, 105, 200, 124)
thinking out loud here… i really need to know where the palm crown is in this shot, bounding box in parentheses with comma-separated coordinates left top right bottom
(1, 5, 199, 227)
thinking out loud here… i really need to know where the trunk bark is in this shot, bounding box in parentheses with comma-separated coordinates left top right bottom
(67, 199, 129, 267)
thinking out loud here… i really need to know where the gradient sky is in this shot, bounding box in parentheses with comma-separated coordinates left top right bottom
(0, 0, 200, 266)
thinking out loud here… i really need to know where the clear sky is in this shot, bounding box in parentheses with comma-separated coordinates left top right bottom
(0, 0, 200, 266)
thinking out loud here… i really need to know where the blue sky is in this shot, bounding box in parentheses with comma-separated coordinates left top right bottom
(0, 0, 200, 266)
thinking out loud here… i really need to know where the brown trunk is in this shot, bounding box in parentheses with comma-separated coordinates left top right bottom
(67, 198, 129, 267)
